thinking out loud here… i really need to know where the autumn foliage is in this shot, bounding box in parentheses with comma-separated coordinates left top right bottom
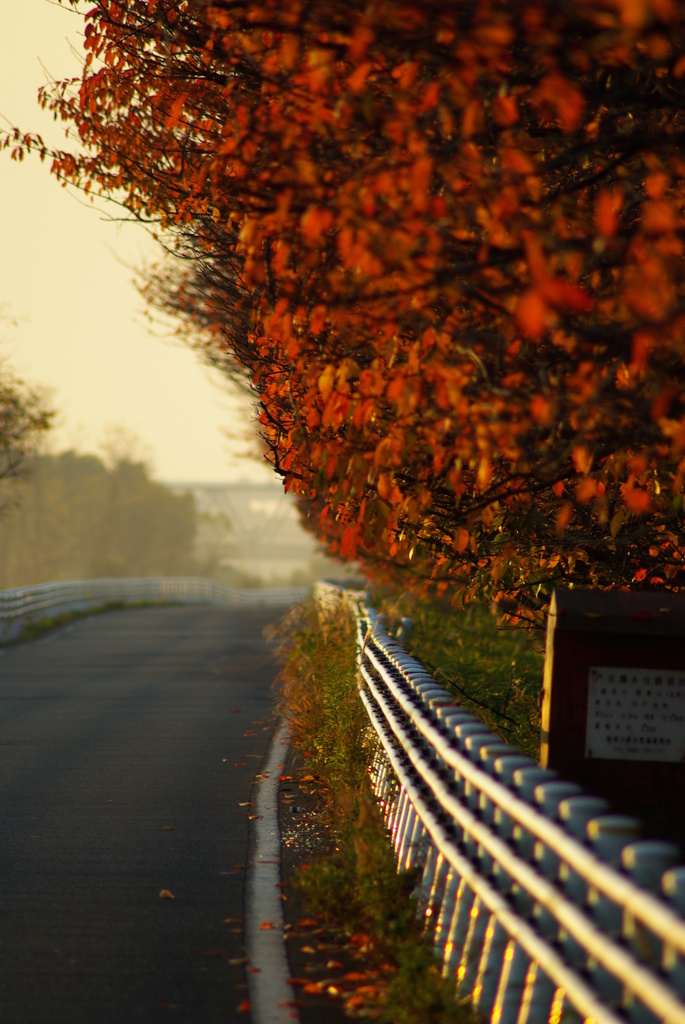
(6, 0, 685, 622)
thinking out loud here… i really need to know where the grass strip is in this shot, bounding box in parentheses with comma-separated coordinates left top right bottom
(269, 597, 478, 1024)
(0, 599, 165, 646)
(378, 595, 544, 759)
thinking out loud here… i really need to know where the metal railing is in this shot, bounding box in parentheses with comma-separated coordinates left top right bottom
(315, 584, 685, 1024)
(0, 577, 308, 642)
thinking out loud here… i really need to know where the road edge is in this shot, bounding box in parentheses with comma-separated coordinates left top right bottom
(245, 719, 300, 1024)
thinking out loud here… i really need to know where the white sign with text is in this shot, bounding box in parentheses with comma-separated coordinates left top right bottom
(585, 666, 685, 761)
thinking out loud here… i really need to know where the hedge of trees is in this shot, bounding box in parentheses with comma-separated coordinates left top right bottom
(6, 0, 685, 623)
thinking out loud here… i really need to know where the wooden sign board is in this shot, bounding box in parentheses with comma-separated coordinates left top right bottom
(541, 589, 685, 830)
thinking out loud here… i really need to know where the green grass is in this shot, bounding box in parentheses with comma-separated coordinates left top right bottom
(378, 595, 544, 759)
(0, 599, 163, 647)
(269, 598, 479, 1023)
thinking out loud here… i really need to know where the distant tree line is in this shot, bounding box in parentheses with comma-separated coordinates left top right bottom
(0, 450, 201, 589)
(0, 360, 53, 504)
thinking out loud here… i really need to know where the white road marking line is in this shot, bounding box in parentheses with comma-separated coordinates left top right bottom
(245, 719, 300, 1024)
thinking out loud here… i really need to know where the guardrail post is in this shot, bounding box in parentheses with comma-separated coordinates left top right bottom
(456, 894, 489, 998)
(621, 840, 683, 1023)
(490, 940, 529, 1024)
(587, 815, 643, 935)
(419, 846, 451, 934)
(395, 798, 421, 872)
(662, 867, 685, 998)
(515, 960, 556, 1024)
(433, 864, 459, 954)
(472, 916, 509, 1018)
(442, 877, 476, 977)
(390, 788, 411, 857)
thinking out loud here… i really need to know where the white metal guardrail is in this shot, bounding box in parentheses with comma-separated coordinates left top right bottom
(0, 577, 309, 642)
(314, 584, 685, 1024)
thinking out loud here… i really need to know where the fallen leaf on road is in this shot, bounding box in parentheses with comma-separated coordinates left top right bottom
(229, 956, 249, 965)
(238, 801, 256, 807)
(231, 708, 240, 713)
(243, 730, 254, 737)
(237, 998, 250, 1013)
(234, 762, 247, 767)
(260, 921, 276, 930)
(247, 814, 261, 820)
(302, 982, 324, 995)
(159, 889, 175, 900)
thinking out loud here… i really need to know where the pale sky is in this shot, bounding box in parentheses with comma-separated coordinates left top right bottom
(0, 0, 272, 484)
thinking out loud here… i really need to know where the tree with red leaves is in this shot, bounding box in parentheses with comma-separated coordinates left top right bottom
(6, 0, 685, 623)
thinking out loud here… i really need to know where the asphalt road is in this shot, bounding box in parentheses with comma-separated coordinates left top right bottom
(0, 604, 285, 1024)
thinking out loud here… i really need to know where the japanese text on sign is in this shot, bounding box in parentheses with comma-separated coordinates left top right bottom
(586, 667, 685, 762)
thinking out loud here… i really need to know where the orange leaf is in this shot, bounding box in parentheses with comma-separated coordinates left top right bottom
(645, 171, 670, 200)
(301, 205, 334, 244)
(165, 94, 187, 129)
(280, 34, 299, 70)
(595, 188, 623, 237)
(576, 477, 597, 503)
(493, 93, 519, 127)
(621, 484, 651, 514)
(462, 99, 482, 139)
(616, 0, 652, 28)
(302, 982, 324, 995)
(454, 527, 470, 554)
(572, 445, 592, 474)
(530, 395, 553, 426)
(340, 524, 359, 559)
(555, 503, 572, 534)
(516, 289, 548, 339)
(317, 364, 336, 402)
(347, 62, 371, 92)
(641, 200, 677, 235)
(501, 148, 534, 176)
(541, 278, 593, 313)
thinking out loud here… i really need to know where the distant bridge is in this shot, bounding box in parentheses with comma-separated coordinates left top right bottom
(167, 480, 322, 580)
